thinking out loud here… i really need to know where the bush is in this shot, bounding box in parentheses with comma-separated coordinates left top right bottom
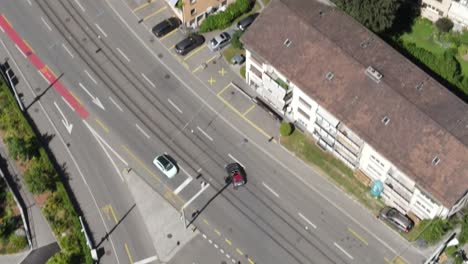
(231, 30, 244, 49)
(419, 218, 453, 244)
(280, 122, 293, 136)
(4, 135, 38, 162)
(436, 17, 454, 33)
(198, 0, 251, 32)
(23, 149, 57, 194)
(6, 234, 27, 253)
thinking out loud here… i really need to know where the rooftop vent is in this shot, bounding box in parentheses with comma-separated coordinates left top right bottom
(325, 71, 334, 81)
(319, 10, 324, 16)
(360, 37, 374, 48)
(382, 116, 390, 126)
(416, 82, 424, 91)
(283, 39, 292, 48)
(365, 66, 383, 83)
(432, 156, 441, 166)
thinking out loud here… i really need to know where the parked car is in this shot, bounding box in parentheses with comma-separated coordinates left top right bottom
(231, 54, 245, 65)
(175, 34, 205, 55)
(153, 154, 178, 178)
(225, 163, 247, 189)
(208, 32, 231, 51)
(379, 206, 414, 232)
(237, 13, 259, 31)
(152, 17, 181, 38)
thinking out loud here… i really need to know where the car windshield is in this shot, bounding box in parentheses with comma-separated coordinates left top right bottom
(211, 39, 218, 46)
(158, 156, 173, 170)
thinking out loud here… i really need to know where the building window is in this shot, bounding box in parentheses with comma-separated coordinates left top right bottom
(299, 97, 312, 110)
(297, 107, 310, 120)
(221, 0, 227, 6)
(191, 8, 196, 16)
(370, 155, 385, 168)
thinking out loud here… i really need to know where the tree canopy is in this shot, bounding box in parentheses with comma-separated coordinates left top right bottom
(333, 0, 402, 33)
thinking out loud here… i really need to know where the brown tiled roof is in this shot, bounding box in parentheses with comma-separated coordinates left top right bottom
(242, 0, 468, 207)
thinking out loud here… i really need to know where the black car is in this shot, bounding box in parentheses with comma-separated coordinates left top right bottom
(175, 34, 205, 55)
(379, 206, 414, 233)
(225, 163, 247, 189)
(152, 17, 181, 38)
(237, 13, 259, 31)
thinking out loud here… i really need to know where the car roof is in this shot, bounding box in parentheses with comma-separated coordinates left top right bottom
(157, 155, 170, 167)
(232, 171, 244, 182)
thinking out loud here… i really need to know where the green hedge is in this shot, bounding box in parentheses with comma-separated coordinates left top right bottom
(0, 79, 92, 263)
(198, 0, 251, 32)
(418, 218, 453, 244)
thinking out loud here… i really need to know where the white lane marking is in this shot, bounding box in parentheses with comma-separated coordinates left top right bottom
(228, 153, 244, 168)
(197, 126, 213, 141)
(62, 43, 74, 58)
(141, 73, 156, 88)
(26, 0, 32, 6)
(38, 70, 49, 83)
(0, 26, 4, 33)
(262, 182, 279, 198)
(202, 234, 207, 239)
(334, 242, 354, 260)
(298, 212, 317, 229)
(109, 96, 123, 112)
(104, 4, 416, 258)
(95, 23, 108, 38)
(62, 96, 75, 112)
(220, 249, 224, 254)
(174, 177, 192, 195)
(226, 254, 230, 259)
(41, 17, 52, 31)
(74, 0, 86, 12)
(134, 256, 158, 264)
(84, 69, 98, 84)
(1, 39, 121, 264)
(116, 47, 130, 62)
(135, 124, 150, 139)
(167, 98, 183, 114)
(208, 239, 212, 244)
(179, 165, 193, 178)
(214, 244, 218, 249)
(15, 44, 26, 58)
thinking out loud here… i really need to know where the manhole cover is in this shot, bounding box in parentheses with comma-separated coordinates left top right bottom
(158, 53, 163, 58)
(164, 74, 170, 79)
(243, 138, 248, 143)
(65, 17, 71, 22)
(231, 91, 235, 95)
(167, 233, 172, 239)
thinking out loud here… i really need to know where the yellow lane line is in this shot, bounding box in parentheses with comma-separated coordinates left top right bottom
(183, 44, 206, 61)
(236, 248, 244, 256)
(205, 55, 217, 64)
(69, 91, 83, 106)
(214, 229, 221, 236)
(132, 0, 153, 12)
(121, 145, 160, 182)
(101, 205, 111, 221)
(3, 15, 12, 28)
(108, 205, 118, 224)
(143, 6, 167, 21)
(23, 39, 35, 54)
(217, 83, 231, 96)
(242, 104, 255, 116)
(348, 227, 368, 246)
(225, 239, 232, 246)
(124, 243, 134, 264)
(217, 95, 272, 139)
(248, 258, 255, 264)
(169, 44, 175, 50)
(95, 118, 109, 133)
(203, 219, 209, 225)
(160, 29, 179, 40)
(192, 65, 202, 73)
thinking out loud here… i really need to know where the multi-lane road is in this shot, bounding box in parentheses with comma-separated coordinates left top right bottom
(0, 0, 428, 263)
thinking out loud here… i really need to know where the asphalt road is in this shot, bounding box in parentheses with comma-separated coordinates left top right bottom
(0, 0, 428, 264)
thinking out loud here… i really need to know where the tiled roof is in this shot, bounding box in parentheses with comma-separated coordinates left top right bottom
(242, 0, 468, 207)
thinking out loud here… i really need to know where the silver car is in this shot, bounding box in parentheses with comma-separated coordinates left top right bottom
(153, 154, 178, 178)
(208, 32, 231, 51)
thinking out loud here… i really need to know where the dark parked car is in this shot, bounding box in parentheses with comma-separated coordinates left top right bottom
(237, 13, 259, 31)
(175, 34, 205, 55)
(152, 17, 181, 38)
(225, 163, 246, 189)
(379, 206, 414, 232)
(231, 54, 245, 65)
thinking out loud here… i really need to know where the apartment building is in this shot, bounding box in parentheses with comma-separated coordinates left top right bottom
(420, 0, 452, 21)
(166, 0, 232, 27)
(242, 0, 468, 220)
(448, 0, 468, 31)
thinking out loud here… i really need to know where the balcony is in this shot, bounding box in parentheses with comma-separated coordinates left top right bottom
(315, 118, 336, 137)
(335, 133, 361, 156)
(384, 177, 413, 203)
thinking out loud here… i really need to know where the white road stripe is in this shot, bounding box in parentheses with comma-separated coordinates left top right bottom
(84, 69, 98, 84)
(334, 242, 354, 260)
(214, 244, 218, 249)
(26, 0, 32, 6)
(202, 234, 207, 239)
(62, 96, 75, 112)
(91, 125, 124, 182)
(116, 47, 130, 62)
(135, 124, 150, 139)
(134, 256, 158, 264)
(109, 97, 123, 112)
(174, 177, 192, 195)
(197, 126, 213, 141)
(41, 17, 52, 31)
(262, 182, 279, 198)
(228, 153, 244, 168)
(15, 44, 26, 58)
(298, 212, 317, 229)
(74, 0, 86, 12)
(95, 23, 108, 38)
(141, 73, 156, 88)
(0, 26, 4, 33)
(167, 98, 182, 113)
(62, 43, 74, 58)
(38, 70, 49, 83)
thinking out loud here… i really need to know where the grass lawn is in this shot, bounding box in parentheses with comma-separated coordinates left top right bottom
(399, 18, 449, 55)
(262, 0, 271, 6)
(456, 54, 468, 76)
(280, 130, 384, 215)
(222, 46, 244, 63)
(240, 65, 246, 78)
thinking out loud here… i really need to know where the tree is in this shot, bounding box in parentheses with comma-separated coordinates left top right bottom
(435, 17, 454, 32)
(23, 149, 57, 194)
(333, 0, 402, 33)
(280, 122, 293, 136)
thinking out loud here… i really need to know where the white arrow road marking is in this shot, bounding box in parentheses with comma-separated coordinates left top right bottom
(79, 82, 105, 110)
(53, 101, 73, 134)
